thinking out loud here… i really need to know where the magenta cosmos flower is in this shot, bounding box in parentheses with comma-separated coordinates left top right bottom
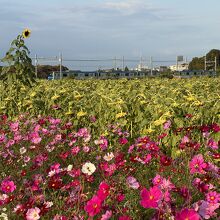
(140, 186, 162, 208)
(1, 180, 16, 193)
(189, 154, 207, 174)
(175, 208, 200, 220)
(97, 182, 110, 201)
(206, 191, 220, 204)
(26, 207, 41, 220)
(84, 195, 102, 217)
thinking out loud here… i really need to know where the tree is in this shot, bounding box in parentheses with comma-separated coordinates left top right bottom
(124, 66, 129, 72)
(189, 49, 220, 70)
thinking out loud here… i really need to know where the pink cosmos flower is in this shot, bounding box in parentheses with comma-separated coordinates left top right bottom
(101, 210, 112, 220)
(83, 146, 90, 153)
(0, 134, 6, 143)
(29, 132, 42, 144)
(196, 200, 220, 219)
(49, 118, 61, 125)
(160, 178, 175, 191)
(207, 139, 218, 150)
(90, 116, 97, 123)
(128, 145, 135, 153)
(206, 191, 220, 204)
(189, 154, 207, 174)
(100, 162, 116, 176)
(99, 136, 108, 150)
(179, 187, 191, 200)
(84, 195, 102, 217)
(1, 179, 16, 193)
(160, 155, 172, 166)
(182, 135, 190, 144)
(97, 182, 110, 201)
(26, 207, 41, 220)
(175, 208, 200, 220)
(50, 163, 61, 174)
(76, 128, 91, 142)
(143, 154, 152, 164)
(71, 146, 80, 155)
(126, 176, 140, 189)
(53, 214, 67, 220)
(140, 186, 162, 208)
(119, 137, 128, 145)
(163, 190, 171, 202)
(163, 120, 171, 129)
(117, 193, 125, 202)
(34, 124, 41, 132)
(211, 123, 220, 132)
(152, 174, 163, 186)
(9, 122, 19, 132)
(5, 139, 15, 148)
(119, 216, 132, 220)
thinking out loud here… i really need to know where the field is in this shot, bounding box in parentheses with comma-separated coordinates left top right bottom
(0, 78, 219, 219)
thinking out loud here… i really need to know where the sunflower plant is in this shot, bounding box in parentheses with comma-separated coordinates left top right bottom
(0, 29, 36, 89)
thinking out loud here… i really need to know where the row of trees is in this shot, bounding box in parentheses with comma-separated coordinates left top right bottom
(189, 49, 220, 71)
(0, 65, 68, 79)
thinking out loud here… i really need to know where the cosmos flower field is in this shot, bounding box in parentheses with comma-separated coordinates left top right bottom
(0, 78, 219, 219)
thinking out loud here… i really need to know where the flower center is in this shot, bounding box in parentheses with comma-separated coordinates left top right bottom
(6, 186, 10, 190)
(93, 204, 98, 209)
(210, 196, 215, 200)
(194, 164, 199, 168)
(149, 195, 154, 200)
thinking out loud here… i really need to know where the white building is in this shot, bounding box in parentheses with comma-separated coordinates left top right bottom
(135, 64, 150, 71)
(169, 63, 189, 71)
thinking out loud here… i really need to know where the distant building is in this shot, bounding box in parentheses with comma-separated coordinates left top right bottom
(135, 64, 150, 71)
(169, 63, 189, 71)
(159, 66, 169, 72)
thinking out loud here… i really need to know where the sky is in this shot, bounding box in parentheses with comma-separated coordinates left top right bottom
(1, 0, 220, 70)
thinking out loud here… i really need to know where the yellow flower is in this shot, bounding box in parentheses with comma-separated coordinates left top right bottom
(154, 118, 166, 126)
(101, 131, 109, 136)
(77, 111, 87, 117)
(142, 127, 155, 134)
(116, 112, 126, 119)
(51, 95, 60, 100)
(65, 111, 74, 115)
(22, 29, 31, 38)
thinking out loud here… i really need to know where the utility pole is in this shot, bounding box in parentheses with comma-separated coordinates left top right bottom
(113, 56, 117, 70)
(140, 56, 143, 70)
(215, 56, 217, 71)
(122, 56, 125, 71)
(35, 54, 38, 78)
(176, 56, 178, 72)
(59, 52, 62, 79)
(150, 56, 153, 76)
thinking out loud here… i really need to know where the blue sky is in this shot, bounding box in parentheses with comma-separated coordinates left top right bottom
(1, 0, 220, 69)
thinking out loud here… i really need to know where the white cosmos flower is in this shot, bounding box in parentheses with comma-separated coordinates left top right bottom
(67, 164, 73, 171)
(20, 147, 27, 154)
(0, 213, 8, 220)
(103, 152, 114, 161)
(48, 170, 56, 177)
(44, 201, 53, 208)
(81, 162, 96, 175)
